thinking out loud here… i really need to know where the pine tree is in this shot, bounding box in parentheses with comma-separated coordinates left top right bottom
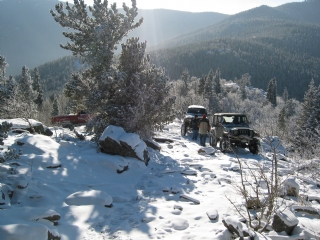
(51, 94, 60, 117)
(100, 37, 175, 137)
(18, 66, 37, 119)
(197, 74, 206, 96)
(180, 68, 190, 96)
(266, 78, 277, 106)
(235, 73, 251, 100)
(278, 107, 286, 131)
(294, 80, 320, 157)
(283, 87, 288, 103)
(0, 56, 8, 116)
(50, 0, 152, 136)
(0, 56, 8, 84)
(32, 68, 44, 109)
(214, 68, 221, 94)
(204, 69, 214, 98)
(4, 76, 19, 118)
(296, 79, 319, 129)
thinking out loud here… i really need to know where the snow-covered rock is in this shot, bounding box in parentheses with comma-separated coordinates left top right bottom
(272, 208, 299, 235)
(99, 125, 150, 165)
(65, 190, 113, 207)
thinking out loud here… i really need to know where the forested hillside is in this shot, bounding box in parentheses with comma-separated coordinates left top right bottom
(0, 0, 227, 75)
(150, 1, 320, 101)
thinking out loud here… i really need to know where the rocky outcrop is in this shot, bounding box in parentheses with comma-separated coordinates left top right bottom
(99, 125, 150, 165)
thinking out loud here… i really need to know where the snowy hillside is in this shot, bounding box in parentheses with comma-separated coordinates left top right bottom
(0, 119, 319, 239)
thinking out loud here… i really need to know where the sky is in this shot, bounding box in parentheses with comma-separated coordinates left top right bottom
(0, 117, 319, 239)
(83, 0, 304, 15)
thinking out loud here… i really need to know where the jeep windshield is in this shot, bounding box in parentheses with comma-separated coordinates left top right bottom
(187, 108, 207, 115)
(220, 115, 248, 124)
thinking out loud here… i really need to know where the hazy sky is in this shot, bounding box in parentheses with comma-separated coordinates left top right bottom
(83, 0, 303, 15)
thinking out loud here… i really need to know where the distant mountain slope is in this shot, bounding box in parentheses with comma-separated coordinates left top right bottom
(150, 1, 320, 101)
(0, 0, 227, 75)
(158, 1, 320, 49)
(130, 9, 227, 47)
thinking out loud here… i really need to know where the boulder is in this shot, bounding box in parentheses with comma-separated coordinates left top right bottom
(0, 183, 14, 209)
(99, 125, 150, 165)
(282, 177, 299, 197)
(222, 215, 255, 239)
(144, 138, 161, 151)
(6, 118, 52, 136)
(272, 209, 299, 235)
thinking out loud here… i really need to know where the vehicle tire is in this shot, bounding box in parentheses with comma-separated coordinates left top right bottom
(220, 137, 230, 153)
(68, 124, 75, 131)
(249, 142, 259, 154)
(210, 132, 218, 147)
(181, 124, 186, 136)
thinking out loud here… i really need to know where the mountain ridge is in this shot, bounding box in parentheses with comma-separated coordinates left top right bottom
(0, 0, 227, 75)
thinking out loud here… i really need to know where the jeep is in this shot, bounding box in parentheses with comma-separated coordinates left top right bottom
(209, 113, 260, 154)
(181, 105, 207, 136)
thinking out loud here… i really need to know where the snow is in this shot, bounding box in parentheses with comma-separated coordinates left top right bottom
(0, 118, 320, 240)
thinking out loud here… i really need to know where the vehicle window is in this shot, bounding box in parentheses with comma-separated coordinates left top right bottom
(223, 116, 233, 123)
(187, 108, 206, 114)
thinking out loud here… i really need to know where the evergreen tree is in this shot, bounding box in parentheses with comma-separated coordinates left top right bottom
(204, 69, 214, 98)
(0, 55, 8, 84)
(278, 107, 286, 131)
(51, 94, 60, 117)
(18, 66, 37, 119)
(32, 68, 44, 109)
(235, 73, 251, 100)
(283, 87, 288, 103)
(101, 38, 175, 137)
(266, 78, 277, 106)
(294, 80, 320, 157)
(4, 76, 19, 118)
(180, 68, 190, 96)
(197, 74, 206, 96)
(214, 68, 221, 94)
(51, 0, 154, 136)
(296, 79, 319, 129)
(0, 56, 8, 116)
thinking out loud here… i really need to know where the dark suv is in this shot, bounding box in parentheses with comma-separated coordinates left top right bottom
(209, 113, 260, 154)
(181, 105, 207, 136)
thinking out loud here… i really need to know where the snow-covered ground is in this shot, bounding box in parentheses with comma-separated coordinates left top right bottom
(0, 118, 319, 239)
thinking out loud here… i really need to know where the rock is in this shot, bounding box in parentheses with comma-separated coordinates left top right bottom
(65, 190, 113, 208)
(9, 118, 51, 136)
(272, 209, 299, 235)
(144, 138, 161, 151)
(152, 137, 174, 143)
(222, 216, 244, 239)
(99, 125, 150, 165)
(43, 127, 53, 137)
(179, 194, 200, 204)
(282, 177, 299, 197)
(0, 183, 14, 208)
(0, 223, 60, 240)
(222, 215, 255, 239)
(206, 209, 219, 220)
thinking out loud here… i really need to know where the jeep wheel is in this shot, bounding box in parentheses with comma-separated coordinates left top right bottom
(210, 133, 218, 147)
(181, 125, 187, 136)
(220, 137, 230, 153)
(249, 142, 259, 154)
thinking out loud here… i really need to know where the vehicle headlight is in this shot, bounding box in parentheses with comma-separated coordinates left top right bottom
(233, 130, 239, 136)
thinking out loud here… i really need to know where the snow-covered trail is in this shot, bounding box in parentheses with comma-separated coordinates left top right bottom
(1, 119, 320, 240)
